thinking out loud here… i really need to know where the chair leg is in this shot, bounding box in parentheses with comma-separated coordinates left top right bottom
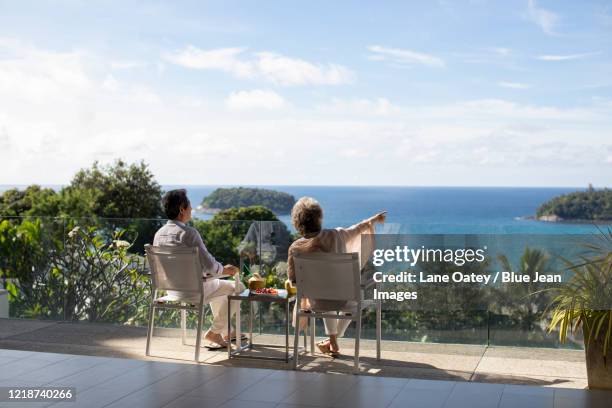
(145, 303, 155, 356)
(194, 304, 205, 362)
(376, 301, 382, 361)
(293, 320, 300, 370)
(181, 308, 187, 346)
(310, 317, 315, 355)
(354, 313, 361, 374)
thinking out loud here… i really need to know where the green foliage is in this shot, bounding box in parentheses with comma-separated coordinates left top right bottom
(548, 229, 612, 358)
(191, 206, 285, 266)
(191, 220, 245, 266)
(496, 248, 552, 330)
(67, 159, 164, 219)
(0, 218, 59, 291)
(537, 188, 612, 221)
(212, 206, 279, 221)
(0, 160, 163, 220)
(0, 160, 164, 254)
(4, 221, 151, 323)
(201, 187, 295, 214)
(0, 185, 59, 217)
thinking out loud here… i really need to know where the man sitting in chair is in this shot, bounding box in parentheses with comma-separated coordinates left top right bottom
(153, 189, 243, 349)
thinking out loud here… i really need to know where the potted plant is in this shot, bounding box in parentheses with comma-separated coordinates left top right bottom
(547, 229, 612, 389)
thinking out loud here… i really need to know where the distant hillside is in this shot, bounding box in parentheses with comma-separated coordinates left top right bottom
(200, 187, 296, 214)
(536, 187, 612, 221)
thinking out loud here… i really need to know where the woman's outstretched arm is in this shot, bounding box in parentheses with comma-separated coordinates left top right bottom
(337, 211, 387, 241)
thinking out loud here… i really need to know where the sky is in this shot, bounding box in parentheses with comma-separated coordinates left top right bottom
(0, 0, 611, 187)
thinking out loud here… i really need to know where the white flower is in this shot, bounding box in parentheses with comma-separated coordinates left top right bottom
(68, 227, 80, 239)
(113, 240, 131, 249)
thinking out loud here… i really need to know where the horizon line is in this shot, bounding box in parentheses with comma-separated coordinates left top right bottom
(0, 183, 606, 190)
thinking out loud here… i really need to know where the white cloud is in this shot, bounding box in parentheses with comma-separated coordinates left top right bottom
(1, 39, 610, 187)
(491, 47, 512, 57)
(125, 85, 162, 105)
(164, 46, 354, 86)
(498, 81, 530, 89)
(339, 148, 370, 158)
(0, 38, 93, 103)
(536, 52, 600, 61)
(318, 97, 600, 122)
(367, 45, 445, 68)
(525, 0, 560, 35)
(163, 46, 254, 78)
(0, 38, 168, 183)
(316, 98, 400, 116)
(431, 99, 599, 121)
(110, 60, 148, 70)
(452, 47, 521, 67)
(254, 52, 353, 86)
(225, 89, 286, 110)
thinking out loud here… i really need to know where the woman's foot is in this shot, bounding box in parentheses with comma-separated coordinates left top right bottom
(317, 339, 340, 357)
(204, 330, 227, 348)
(316, 339, 332, 354)
(329, 336, 340, 354)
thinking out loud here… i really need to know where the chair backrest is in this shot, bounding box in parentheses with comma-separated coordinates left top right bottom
(292, 252, 361, 302)
(145, 244, 203, 295)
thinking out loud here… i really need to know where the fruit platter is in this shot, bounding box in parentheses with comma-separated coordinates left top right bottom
(245, 273, 297, 297)
(253, 288, 278, 296)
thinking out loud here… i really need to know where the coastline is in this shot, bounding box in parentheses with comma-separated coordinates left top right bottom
(517, 215, 612, 225)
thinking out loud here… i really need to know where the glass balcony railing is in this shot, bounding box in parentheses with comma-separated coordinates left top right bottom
(1, 215, 607, 350)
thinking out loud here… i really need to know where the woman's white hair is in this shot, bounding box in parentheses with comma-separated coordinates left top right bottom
(291, 196, 323, 236)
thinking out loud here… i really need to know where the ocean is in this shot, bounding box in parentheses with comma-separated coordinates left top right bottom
(1, 184, 607, 234)
(170, 185, 607, 235)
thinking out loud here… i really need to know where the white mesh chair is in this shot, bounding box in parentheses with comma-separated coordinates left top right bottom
(292, 252, 382, 373)
(145, 244, 223, 362)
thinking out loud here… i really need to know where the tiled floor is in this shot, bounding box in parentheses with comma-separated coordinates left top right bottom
(0, 319, 590, 388)
(0, 349, 610, 408)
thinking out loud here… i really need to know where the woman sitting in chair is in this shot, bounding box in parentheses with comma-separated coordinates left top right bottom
(287, 196, 386, 356)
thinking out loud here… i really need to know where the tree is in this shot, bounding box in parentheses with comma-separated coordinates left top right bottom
(212, 206, 279, 222)
(67, 159, 163, 219)
(1, 160, 164, 220)
(191, 206, 282, 266)
(536, 189, 612, 221)
(496, 248, 552, 331)
(0, 185, 58, 217)
(201, 187, 296, 214)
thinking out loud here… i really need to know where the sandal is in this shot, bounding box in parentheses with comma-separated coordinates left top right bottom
(316, 340, 332, 355)
(204, 342, 227, 350)
(228, 334, 249, 341)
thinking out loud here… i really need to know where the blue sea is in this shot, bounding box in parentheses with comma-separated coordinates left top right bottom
(167, 186, 608, 235)
(2, 184, 608, 234)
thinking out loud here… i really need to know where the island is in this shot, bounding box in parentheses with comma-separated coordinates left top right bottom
(199, 187, 296, 214)
(536, 186, 612, 222)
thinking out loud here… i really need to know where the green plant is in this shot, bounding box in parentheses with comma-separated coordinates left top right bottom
(548, 229, 612, 359)
(497, 248, 552, 331)
(6, 221, 151, 323)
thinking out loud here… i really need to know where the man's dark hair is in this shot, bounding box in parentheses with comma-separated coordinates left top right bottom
(162, 189, 190, 220)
